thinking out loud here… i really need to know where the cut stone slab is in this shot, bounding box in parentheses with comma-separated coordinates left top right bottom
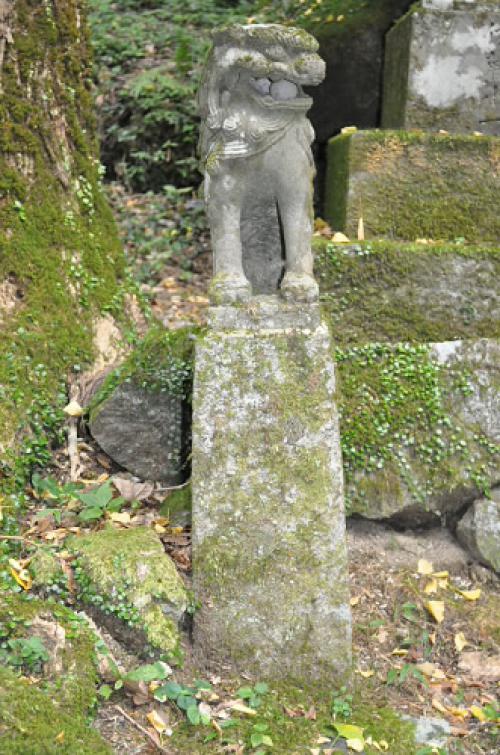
(456, 488, 500, 571)
(89, 380, 191, 483)
(342, 339, 500, 526)
(315, 239, 500, 346)
(192, 297, 351, 682)
(324, 129, 500, 241)
(382, 1, 500, 135)
(67, 527, 188, 656)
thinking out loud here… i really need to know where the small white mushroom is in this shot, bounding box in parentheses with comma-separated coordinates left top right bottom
(270, 79, 298, 101)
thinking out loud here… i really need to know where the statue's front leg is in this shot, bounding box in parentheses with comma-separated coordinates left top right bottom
(206, 172, 251, 305)
(277, 179, 319, 304)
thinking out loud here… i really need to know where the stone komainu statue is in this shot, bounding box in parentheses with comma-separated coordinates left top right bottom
(198, 24, 325, 304)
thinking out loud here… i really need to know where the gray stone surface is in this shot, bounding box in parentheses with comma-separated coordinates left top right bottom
(456, 488, 500, 571)
(192, 298, 351, 682)
(198, 24, 324, 304)
(382, 1, 500, 134)
(89, 381, 190, 483)
(347, 339, 500, 526)
(404, 716, 451, 747)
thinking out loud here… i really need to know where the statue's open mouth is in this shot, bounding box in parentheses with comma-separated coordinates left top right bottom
(249, 76, 313, 108)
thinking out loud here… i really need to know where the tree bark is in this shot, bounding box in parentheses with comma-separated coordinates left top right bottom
(0, 1, 124, 468)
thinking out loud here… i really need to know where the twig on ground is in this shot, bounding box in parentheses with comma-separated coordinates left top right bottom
(114, 705, 170, 754)
(67, 385, 81, 482)
(0, 534, 39, 547)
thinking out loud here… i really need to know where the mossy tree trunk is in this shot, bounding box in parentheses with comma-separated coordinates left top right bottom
(0, 1, 125, 496)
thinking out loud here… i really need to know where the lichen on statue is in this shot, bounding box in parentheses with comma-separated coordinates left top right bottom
(198, 24, 325, 304)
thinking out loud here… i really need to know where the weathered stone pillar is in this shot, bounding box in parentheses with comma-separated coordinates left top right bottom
(192, 298, 351, 682)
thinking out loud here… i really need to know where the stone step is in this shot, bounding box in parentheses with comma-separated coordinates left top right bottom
(324, 129, 500, 242)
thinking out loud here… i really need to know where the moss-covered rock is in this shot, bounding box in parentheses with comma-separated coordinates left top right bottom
(67, 526, 188, 658)
(0, 1, 128, 502)
(324, 130, 500, 241)
(0, 592, 110, 754)
(337, 339, 499, 524)
(314, 239, 500, 346)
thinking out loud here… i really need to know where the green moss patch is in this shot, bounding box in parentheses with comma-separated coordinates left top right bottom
(315, 239, 500, 346)
(0, 593, 109, 754)
(336, 340, 499, 520)
(67, 526, 187, 658)
(324, 130, 500, 241)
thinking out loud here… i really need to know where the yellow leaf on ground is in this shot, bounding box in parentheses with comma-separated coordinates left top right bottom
(391, 648, 409, 656)
(455, 632, 468, 652)
(147, 709, 171, 734)
(228, 701, 257, 717)
(109, 512, 131, 525)
(446, 706, 469, 719)
(350, 596, 360, 606)
(426, 601, 445, 623)
(458, 588, 481, 601)
(330, 725, 366, 751)
(424, 578, 438, 594)
(356, 668, 375, 678)
(432, 698, 448, 715)
(437, 577, 449, 589)
(54, 731, 65, 743)
(432, 570, 449, 578)
(9, 560, 32, 590)
(470, 705, 487, 722)
(418, 559, 434, 575)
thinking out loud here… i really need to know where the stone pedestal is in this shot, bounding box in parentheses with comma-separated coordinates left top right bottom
(192, 297, 351, 682)
(382, 1, 500, 135)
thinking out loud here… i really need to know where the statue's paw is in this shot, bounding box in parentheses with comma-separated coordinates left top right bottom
(209, 274, 252, 305)
(280, 272, 319, 303)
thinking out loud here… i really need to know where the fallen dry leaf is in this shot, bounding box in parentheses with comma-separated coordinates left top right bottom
(454, 632, 468, 653)
(112, 477, 154, 502)
(458, 652, 500, 682)
(109, 511, 131, 525)
(426, 600, 445, 624)
(457, 588, 481, 601)
(147, 708, 171, 734)
(418, 558, 433, 575)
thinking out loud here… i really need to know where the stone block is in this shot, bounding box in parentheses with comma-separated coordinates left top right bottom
(314, 239, 500, 346)
(324, 129, 500, 241)
(192, 297, 351, 682)
(382, 1, 500, 135)
(456, 488, 500, 571)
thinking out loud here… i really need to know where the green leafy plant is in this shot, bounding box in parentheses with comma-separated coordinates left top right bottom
(386, 663, 426, 687)
(76, 480, 124, 521)
(249, 721, 274, 750)
(0, 636, 49, 673)
(237, 681, 269, 709)
(331, 686, 353, 719)
(154, 679, 213, 725)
